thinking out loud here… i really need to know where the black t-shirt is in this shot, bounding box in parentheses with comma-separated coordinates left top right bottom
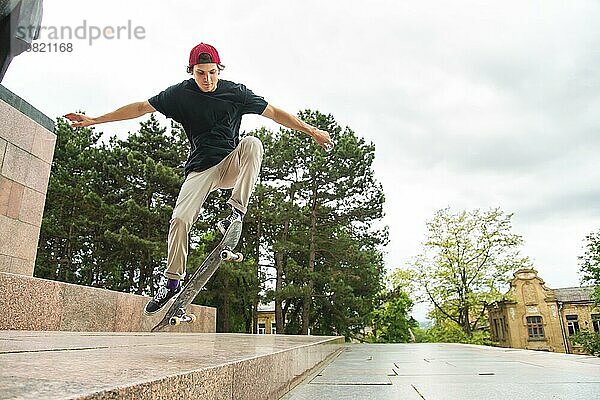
(148, 79, 268, 175)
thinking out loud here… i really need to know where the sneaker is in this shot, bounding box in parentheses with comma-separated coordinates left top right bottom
(216, 207, 243, 235)
(144, 284, 181, 314)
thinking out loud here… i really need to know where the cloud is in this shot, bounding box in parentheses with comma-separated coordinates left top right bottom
(4, 0, 600, 321)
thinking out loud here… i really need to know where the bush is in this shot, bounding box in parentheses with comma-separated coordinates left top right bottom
(416, 319, 492, 345)
(412, 326, 434, 343)
(571, 330, 600, 356)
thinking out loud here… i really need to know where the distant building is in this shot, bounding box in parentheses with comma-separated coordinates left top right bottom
(488, 268, 599, 354)
(257, 302, 277, 334)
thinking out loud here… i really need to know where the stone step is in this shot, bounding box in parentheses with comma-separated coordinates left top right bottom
(0, 331, 344, 400)
(0, 272, 216, 333)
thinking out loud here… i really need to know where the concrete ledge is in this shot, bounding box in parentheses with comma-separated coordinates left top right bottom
(0, 331, 345, 400)
(0, 272, 216, 333)
(0, 84, 54, 132)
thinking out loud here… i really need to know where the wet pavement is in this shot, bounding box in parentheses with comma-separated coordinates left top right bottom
(281, 343, 600, 400)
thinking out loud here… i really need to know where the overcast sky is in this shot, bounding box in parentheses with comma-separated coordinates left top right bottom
(4, 0, 599, 320)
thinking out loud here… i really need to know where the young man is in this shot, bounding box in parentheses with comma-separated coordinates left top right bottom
(65, 42, 334, 314)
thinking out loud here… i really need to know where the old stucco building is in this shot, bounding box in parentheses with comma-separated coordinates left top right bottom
(488, 268, 599, 354)
(257, 302, 277, 334)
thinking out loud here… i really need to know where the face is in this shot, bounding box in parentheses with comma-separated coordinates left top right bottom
(192, 63, 219, 92)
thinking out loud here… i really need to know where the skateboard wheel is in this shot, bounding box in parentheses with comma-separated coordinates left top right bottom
(221, 249, 244, 262)
(169, 316, 181, 326)
(190, 314, 197, 323)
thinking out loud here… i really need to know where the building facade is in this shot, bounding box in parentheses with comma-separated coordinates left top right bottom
(257, 302, 277, 334)
(488, 268, 599, 354)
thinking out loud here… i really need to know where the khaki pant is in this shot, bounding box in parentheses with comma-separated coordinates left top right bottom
(164, 136, 264, 280)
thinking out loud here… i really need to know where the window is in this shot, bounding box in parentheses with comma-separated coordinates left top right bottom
(499, 318, 506, 340)
(271, 323, 277, 334)
(526, 316, 545, 340)
(258, 323, 266, 334)
(491, 318, 499, 340)
(566, 315, 579, 336)
(491, 318, 504, 341)
(592, 314, 600, 334)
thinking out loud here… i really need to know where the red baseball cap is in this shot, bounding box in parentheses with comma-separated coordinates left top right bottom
(188, 43, 221, 67)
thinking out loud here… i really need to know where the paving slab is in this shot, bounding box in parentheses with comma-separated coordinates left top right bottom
(0, 331, 343, 400)
(281, 343, 600, 400)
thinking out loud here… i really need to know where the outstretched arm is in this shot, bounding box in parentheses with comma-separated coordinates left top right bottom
(261, 104, 334, 151)
(64, 101, 156, 127)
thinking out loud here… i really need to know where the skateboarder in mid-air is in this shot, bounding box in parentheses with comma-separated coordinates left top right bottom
(65, 43, 334, 314)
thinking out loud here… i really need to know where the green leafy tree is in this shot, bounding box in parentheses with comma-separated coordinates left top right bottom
(294, 111, 387, 336)
(579, 230, 600, 304)
(368, 288, 417, 343)
(253, 127, 305, 334)
(399, 208, 530, 339)
(98, 116, 186, 294)
(412, 326, 434, 343)
(424, 307, 492, 345)
(36, 117, 109, 284)
(254, 111, 387, 338)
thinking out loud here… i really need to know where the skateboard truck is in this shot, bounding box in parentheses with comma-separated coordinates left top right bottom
(220, 247, 244, 262)
(169, 307, 197, 326)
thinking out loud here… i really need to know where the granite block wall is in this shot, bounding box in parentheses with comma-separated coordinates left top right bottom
(0, 272, 216, 333)
(0, 93, 56, 276)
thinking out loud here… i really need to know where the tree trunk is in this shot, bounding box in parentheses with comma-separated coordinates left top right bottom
(137, 190, 153, 294)
(302, 184, 318, 335)
(62, 220, 74, 282)
(245, 305, 252, 333)
(221, 278, 230, 332)
(253, 197, 263, 334)
(461, 268, 471, 335)
(275, 218, 289, 334)
(276, 186, 295, 334)
(252, 303, 258, 334)
(136, 248, 148, 295)
(463, 306, 471, 335)
(282, 299, 290, 333)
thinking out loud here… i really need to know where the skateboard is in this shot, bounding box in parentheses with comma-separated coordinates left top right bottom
(151, 220, 244, 332)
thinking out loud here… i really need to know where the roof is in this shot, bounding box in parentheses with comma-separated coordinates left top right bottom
(257, 301, 275, 312)
(554, 286, 596, 303)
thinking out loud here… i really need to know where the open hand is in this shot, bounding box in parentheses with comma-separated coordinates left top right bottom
(64, 113, 97, 127)
(313, 128, 334, 152)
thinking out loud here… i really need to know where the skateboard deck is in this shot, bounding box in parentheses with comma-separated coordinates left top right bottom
(151, 220, 243, 332)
